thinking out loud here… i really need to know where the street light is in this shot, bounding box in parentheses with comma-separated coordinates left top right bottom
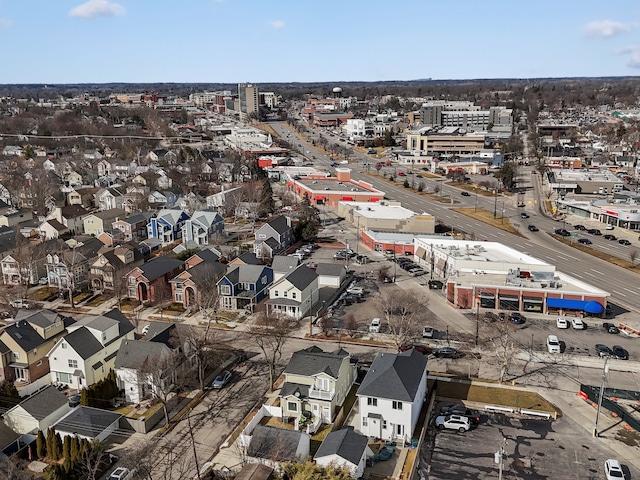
(593, 357, 610, 437)
(493, 187, 498, 219)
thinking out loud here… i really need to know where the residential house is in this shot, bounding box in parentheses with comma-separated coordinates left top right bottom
(89, 245, 143, 293)
(125, 256, 184, 303)
(66, 187, 99, 208)
(271, 255, 300, 282)
(45, 237, 103, 292)
(169, 250, 226, 309)
(47, 308, 135, 389)
(1, 238, 61, 287)
(178, 192, 207, 214)
(228, 251, 262, 267)
(279, 346, 356, 424)
(2, 385, 70, 434)
(147, 208, 190, 246)
(233, 464, 275, 480)
(0, 421, 22, 455)
(245, 425, 310, 469)
(205, 186, 243, 211)
(84, 150, 103, 161)
(95, 159, 112, 177)
(181, 210, 224, 247)
(0, 209, 33, 228)
(64, 171, 83, 187)
(254, 216, 295, 260)
(83, 208, 126, 236)
(148, 190, 168, 207)
(217, 264, 273, 312)
(356, 349, 428, 443)
(110, 159, 133, 179)
(147, 148, 178, 164)
(47, 205, 89, 235)
(0, 310, 73, 385)
(123, 185, 150, 213)
(112, 212, 153, 242)
(315, 263, 347, 288)
(39, 219, 69, 241)
(0, 340, 11, 382)
(53, 406, 122, 442)
(314, 427, 372, 479)
(96, 187, 125, 211)
(95, 228, 125, 247)
(266, 265, 319, 320)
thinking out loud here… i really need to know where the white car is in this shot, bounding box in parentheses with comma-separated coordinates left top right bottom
(605, 459, 625, 480)
(435, 414, 471, 432)
(422, 326, 434, 339)
(556, 317, 569, 329)
(369, 318, 381, 333)
(571, 318, 586, 330)
(141, 324, 150, 336)
(108, 467, 136, 480)
(346, 286, 364, 295)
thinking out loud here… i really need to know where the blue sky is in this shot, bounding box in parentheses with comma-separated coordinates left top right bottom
(1, 0, 639, 84)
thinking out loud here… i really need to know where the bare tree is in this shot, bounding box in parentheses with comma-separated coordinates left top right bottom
(377, 264, 390, 282)
(153, 282, 173, 321)
(248, 313, 293, 392)
(630, 249, 638, 265)
(175, 324, 220, 391)
(378, 290, 430, 351)
(0, 453, 32, 480)
(481, 319, 518, 383)
(343, 313, 358, 336)
(75, 439, 109, 480)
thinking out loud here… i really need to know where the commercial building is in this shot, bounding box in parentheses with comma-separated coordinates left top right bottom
(286, 169, 384, 206)
(412, 238, 608, 316)
(558, 198, 640, 231)
(237, 83, 259, 119)
(337, 200, 435, 235)
(547, 168, 624, 196)
(420, 101, 512, 131)
(406, 127, 486, 156)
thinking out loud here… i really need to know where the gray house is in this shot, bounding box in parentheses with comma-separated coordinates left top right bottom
(3, 385, 70, 434)
(314, 427, 372, 478)
(254, 216, 295, 260)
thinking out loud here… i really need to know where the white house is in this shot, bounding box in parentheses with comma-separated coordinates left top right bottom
(265, 265, 319, 320)
(47, 308, 135, 389)
(181, 210, 225, 246)
(356, 349, 428, 443)
(314, 427, 372, 478)
(3, 385, 70, 434)
(315, 263, 347, 288)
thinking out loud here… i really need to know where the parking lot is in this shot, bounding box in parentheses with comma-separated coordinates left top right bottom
(425, 410, 639, 480)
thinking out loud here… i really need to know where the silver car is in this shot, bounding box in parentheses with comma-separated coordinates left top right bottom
(212, 370, 232, 389)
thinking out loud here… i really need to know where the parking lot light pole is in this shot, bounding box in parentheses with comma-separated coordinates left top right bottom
(593, 357, 610, 437)
(493, 188, 498, 219)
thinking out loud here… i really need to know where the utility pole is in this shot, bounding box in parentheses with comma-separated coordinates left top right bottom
(475, 297, 479, 346)
(495, 436, 507, 480)
(493, 187, 498, 219)
(594, 356, 610, 437)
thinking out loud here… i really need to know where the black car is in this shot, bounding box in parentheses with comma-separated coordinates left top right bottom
(510, 312, 526, 324)
(554, 228, 571, 237)
(439, 405, 481, 426)
(587, 228, 602, 235)
(528, 225, 539, 232)
(578, 238, 592, 245)
(428, 280, 444, 289)
(461, 191, 471, 196)
(520, 212, 530, 219)
(619, 239, 632, 245)
(433, 347, 460, 359)
(603, 322, 620, 334)
(574, 224, 586, 230)
(613, 345, 629, 360)
(603, 234, 617, 241)
(595, 344, 612, 357)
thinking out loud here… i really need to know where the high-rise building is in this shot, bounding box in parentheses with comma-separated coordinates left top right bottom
(238, 83, 259, 118)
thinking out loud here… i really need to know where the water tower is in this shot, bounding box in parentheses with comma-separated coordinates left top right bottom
(332, 87, 343, 98)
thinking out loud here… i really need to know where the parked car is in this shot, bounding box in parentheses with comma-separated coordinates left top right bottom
(619, 239, 632, 245)
(212, 370, 232, 389)
(9, 299, 33, 309)
(595, 344, 612, 357)
(435, 414, 471, 432)
(397, 171, 405, 176)
(613, 345, 629, 360)
(142, 324, 150, 336)
(422, 326, 434, 338)
(410, 268, 427, 276)
(587, 228, 602, 235)
(605, 224, 615, 230)
(346, 285, 364, 295)
(528, 225, 539, 232)
(108, 467, 136, 480)
(603, 234, 617, 241)
(438, 405, 480, 425)
(68, 394, 81, 408)
(399, 344, 429, 355)
(520, 212, 530, 219)
(428, 280, 444, 290)
(556, 317, 569, 329)
(369, 318, 381, 333)
(571, 318, 586, 330)
(461, 191, 471, 196)
(604, 459, 626, 480)
(574, 224, 586, 230)
(578, 238, 592, 245)
(554, 228, 571, 237)
(510, 312, 526, 324)
(546, 335, 561, 353)
(38, 277, 48, 285)
(603, 322, 620, 334)
(433, 347, 460, 359)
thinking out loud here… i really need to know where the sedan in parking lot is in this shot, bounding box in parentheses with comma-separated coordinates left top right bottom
(510, 312, 526, 324)
(435, 414, 471, 432)
(604, 459, 625, 480)
(578, 238, 592, 245)
(619, 239, 632, 245)
(528, 224, 539, 231)
(572, 318, 586, 330)
(603, 322, 620, 334)
(613, 345, 629, 360)
(433, 347, 460, 358)
(595, 344, 612, 357)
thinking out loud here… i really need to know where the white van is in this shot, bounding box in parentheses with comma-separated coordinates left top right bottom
(369, 318, 381, 333)
(546, 335, 561, 354)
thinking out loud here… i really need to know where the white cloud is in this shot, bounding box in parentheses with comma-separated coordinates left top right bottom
(628, 52, 640, 69)
(0, 17, 12, 28)
(615, 45, 639, 55)
(584, 20, 635, 39)
(69, 0, 126, 19)
(267, 20, 285, 30)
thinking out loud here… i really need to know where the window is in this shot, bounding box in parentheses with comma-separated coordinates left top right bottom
(392, 401, 403, 410)
(287, 402, 298, 412)
(382, 420, 387, 429)
(68, 359, 78, 369)
(367, 397, 377, 407)
(261, 275, 267, 285)
(37, 360, 42, 366)
(362, 417, 368, 427)
(274, 290, 279, 297)
(128, 288, 136, 298)
(292, 292, 297, 299)
(12, 352, 19, 360)
(284, 291, 288, 298)
(129, 277, 136, 285)
(220, 285, 231, 296)
(175, 292, 183, 302)
(57, 372, 71, 383)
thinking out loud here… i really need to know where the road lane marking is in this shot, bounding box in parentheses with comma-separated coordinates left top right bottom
(612, 290, 626, 297)
(590, 269, 604, 275)
(624, 288, 637, 294)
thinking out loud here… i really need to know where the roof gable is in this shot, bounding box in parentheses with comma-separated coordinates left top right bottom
(16, 385, 68, 420)
(284, 346, 348, 379)
(357, 349, 427, 402)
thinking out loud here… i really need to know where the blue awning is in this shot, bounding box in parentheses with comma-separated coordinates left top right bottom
(546, 298, 604, 313)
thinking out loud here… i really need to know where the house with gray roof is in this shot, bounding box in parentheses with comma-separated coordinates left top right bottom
(169, 252, 226, 310)
(0, 420, 21, 454)
(124, 256, 184, 303)
(112, 212, 154, 241)
(46, 308, 135, 390)
(271, 255, 300, 282)
(254, 216, 294, 260)
(146, 208, 190, 246)
(279, 346, 355, 424)
(217, 264, 273, 312)
(356, 349, 428, 443)
(246, 425, 310, 468)
(266, 265, 318, 320)
(314, 427, 372, 478)
(181, 210, 224, 247)
(53, 406, 121, 442)
(3, 384, 70, 434)
(315, 263, 347, 288)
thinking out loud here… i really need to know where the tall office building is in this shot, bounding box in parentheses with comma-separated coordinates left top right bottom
(238, 83, 259, 118)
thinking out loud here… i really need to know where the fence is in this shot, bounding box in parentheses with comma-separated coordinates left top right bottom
(17, 376, 53, 398)
(580, 384, 640, 432)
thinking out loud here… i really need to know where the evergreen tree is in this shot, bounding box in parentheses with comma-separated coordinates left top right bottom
(36, 430, 46, 459)
(80, 388, 89, 406)
(55, 432, 63, 460)
(70, 436, 80, 463)
(46, 428, 54, 460)
(62, 435, 71, 462)
(259, 178, 275, 216)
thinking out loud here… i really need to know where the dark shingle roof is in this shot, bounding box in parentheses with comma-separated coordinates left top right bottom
(357, 349, 427, 402)
(247, 425, 305, 462)
(17, 385, 68, 420)
(283, 346, 348, 379)
(3, 321, 47, 352)
(192, 248, 220, 263)
(54, 406, 121, 440)
(62, 328, 103, 360)
(315, 263, 345, 277)
(235, 251, 262, 265)
(267, 216, 291, 235)
(282, 265, 317, 291)
(271, 255, 300, 274)
(280, 382, 309, 399)
(314, 427, 368, 466)
(139, 257, 183, 282)
(101, 308, 135, 337)
(114, 339, 171, 369)
(0, 421, 20, 451)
